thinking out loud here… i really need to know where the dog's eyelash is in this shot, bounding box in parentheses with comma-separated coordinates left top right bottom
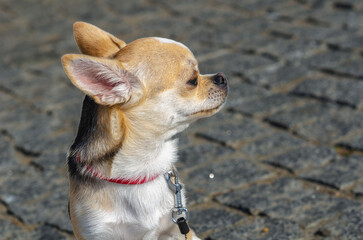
(187, 77, 198, 86)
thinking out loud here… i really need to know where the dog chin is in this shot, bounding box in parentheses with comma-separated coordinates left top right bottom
(189, 104, 224, 117)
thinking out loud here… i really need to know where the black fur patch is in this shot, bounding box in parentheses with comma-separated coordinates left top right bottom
(68, 200, 71, 219)
(67, 95, 122, 180)
(68, 96, 99, 179)
(70, 96, 98, 152)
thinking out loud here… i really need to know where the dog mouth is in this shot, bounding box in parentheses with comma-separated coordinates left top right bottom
(189, 105, 222, 116)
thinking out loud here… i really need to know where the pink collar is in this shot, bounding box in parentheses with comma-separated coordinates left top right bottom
(76, 154, 160, 185)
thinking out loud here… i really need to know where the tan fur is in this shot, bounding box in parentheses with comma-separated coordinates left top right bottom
(74, 22, 126, 58)
(69, 178, 116, 240)
(110, 108, 123, 141)
(116, 38, 197, 96)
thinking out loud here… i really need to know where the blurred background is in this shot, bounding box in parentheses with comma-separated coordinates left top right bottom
(1, 0, 363, 239)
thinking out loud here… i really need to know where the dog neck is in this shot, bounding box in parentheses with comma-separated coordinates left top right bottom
(68, 96, 178, 181)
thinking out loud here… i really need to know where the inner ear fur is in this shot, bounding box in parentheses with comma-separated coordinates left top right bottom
(61, 54, 144, 106)
(73, 22, 127, 58)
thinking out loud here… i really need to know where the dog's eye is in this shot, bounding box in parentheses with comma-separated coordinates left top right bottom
(187, 77, 198, 86)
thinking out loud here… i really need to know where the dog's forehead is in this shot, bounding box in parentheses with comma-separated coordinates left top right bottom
(152, 37, 189, 50)
(119, 37, 196, 65)
(117, 37, 197, 84)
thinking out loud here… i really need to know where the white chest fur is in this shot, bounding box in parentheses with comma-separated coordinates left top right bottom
(73, 140, 188, 240)
(111, 138, 178, 180)
(76, 177, 179, 240)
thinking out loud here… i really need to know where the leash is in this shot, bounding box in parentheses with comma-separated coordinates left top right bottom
(165, 167, 190, 240)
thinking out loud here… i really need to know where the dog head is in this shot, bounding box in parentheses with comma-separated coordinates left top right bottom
(62, 22, 228, 138)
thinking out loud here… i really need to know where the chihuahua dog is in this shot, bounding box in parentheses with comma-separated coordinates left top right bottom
(61, 22, 228, 240)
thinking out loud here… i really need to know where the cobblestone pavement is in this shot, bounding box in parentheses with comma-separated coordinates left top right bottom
(1, 0, 363, 239)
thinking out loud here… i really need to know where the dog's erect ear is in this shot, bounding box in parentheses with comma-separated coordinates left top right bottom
(61, 54, 144, 106)
(73, 22, 127, 58)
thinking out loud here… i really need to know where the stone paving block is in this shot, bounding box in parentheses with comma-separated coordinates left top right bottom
(158, 0, 221, 18)
(8, 1, 68, 27)
(5, 224, 69, 240)
(0, 218, 31, 240)
(262, 38, 323, 62)
(0, 166, 71, 232)
(299, 155, 363, 190)
(310, 7, 363, 30)
(291, 77, 363, 108)
(186, 6, 245, 27)
(271, 1, 316, 19)
(184, 187, 209, 206)
(0, 100, 75, 155)
(42, 130, 74, 154)
(49, 101, 83, 130)
(188, 205, 245, 234)
(187, 110, 243, 131)
(181, 158, 272, 194)
(33, 152, 68, 171)
(225, 78, 271, 108)
(6, 114, 59, 153)
(24, 59, 65, 79)
(333, 58, 363, 78)
(284, 25, 344, 41)
(199, 52, 276, 76)
(4, 35, 65, 68)
(216, 177, 360, 228)
(0, 63, 18, 80)
(212, 0, 284, 10)
(233, 94, 304, 117)
(104, 0, 158, 15)
(352, 181, 363, 196)
(177, 142, 234, 168)
(265, 101, 335, 130)
(337, 133, 363, 151)
(0, 135, 17, 175)
(173, 131, 192, 149)
(208, 218, 304, 240)
(268, 29, 294, 40)
(315, 208, 363, 240)
(264, 146, 337, 173)
(246, 64, 308, 89)
(188, 22, 247, 47)
(327, 33, 363, 50)
(239, 132, 305, 159)
(0, 72, 82, 112)
(30, 225, 67, 240)
(232, 0, 290, 12)
(236, 34, 275, 51)
(0, 4, 12, 24)
(302, 50, 351, 69)
(294, 107, 363, 144)
(0, 93, 20, 118)
(187, 27, 228, 51)
(38, 2, 107, 31)
(32, 82, 83, 112)
(0, 103, 43, 130)
(196, 117, 274, 148)
(136, 16, 195, 41)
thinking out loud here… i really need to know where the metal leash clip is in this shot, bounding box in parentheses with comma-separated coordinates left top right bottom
(165, 167, 190, 236)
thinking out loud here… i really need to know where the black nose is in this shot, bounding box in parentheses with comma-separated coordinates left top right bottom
(213, 73, 227, 87)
